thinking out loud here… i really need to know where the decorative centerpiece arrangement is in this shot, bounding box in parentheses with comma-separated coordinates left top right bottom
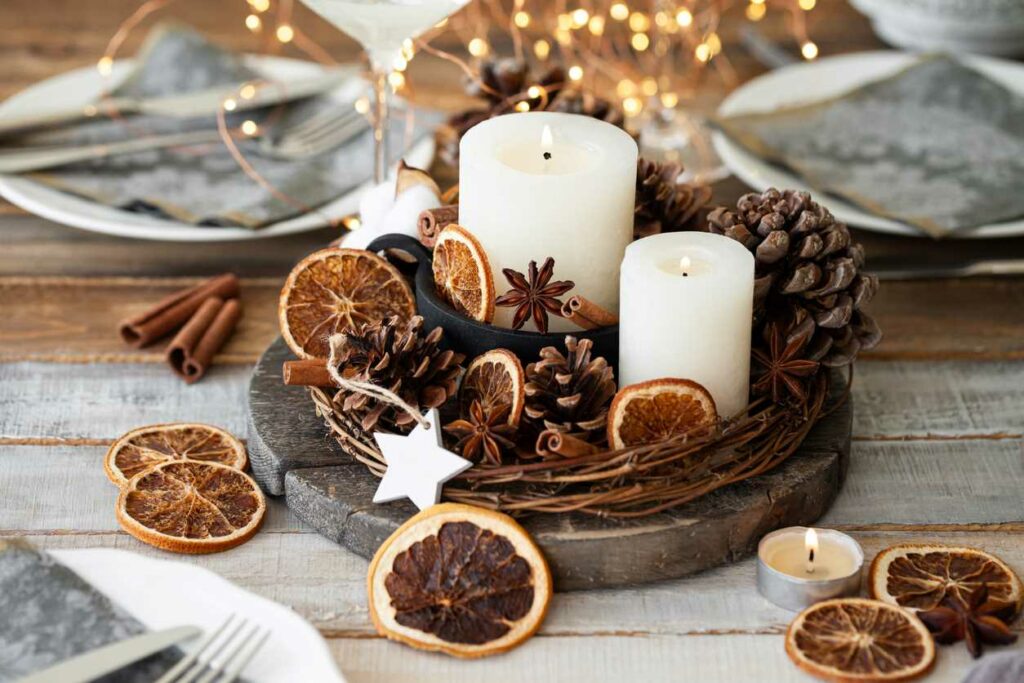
(277, 109, 879, 517)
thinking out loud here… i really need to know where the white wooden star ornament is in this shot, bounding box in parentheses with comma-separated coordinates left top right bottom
(372, 408, 473, 511)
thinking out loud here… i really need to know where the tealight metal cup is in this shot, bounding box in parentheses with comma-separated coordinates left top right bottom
(756, 527, 864, 612)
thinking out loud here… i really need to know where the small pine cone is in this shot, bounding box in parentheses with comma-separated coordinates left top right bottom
(330, 315, 465, 433)
(706, 188, 880, 367)
(523, 336, 617, 445)
(635, 158, 713, 239)
(549, 88, 624, 128)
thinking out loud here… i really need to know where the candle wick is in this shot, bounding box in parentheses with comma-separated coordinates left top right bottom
(806, 547, 815, 574)
(682, 272, 688, 277)
(543, 151, 552, 160)
(808, 548, 815, 563)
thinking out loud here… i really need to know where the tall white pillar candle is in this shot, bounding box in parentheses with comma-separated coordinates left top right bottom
(459, 112, 637, 331)
(619, 232, 754, 417)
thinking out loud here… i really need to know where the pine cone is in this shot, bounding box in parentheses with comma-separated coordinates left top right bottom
(330, 315, 465, 433)
(635, 158, 713, 239)
(706, 188, 881, 367)
(436, 59, 622, 166)
(523, 336, 616, 445)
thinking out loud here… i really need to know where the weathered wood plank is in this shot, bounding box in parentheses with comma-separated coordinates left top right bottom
(2, 275, 1023, 362)
(0, 278, 280, 363)
(0, 363, 251, 442)
(14, 530, 1024, 638)
(326, 633, 1021, 683)
(854, 362, 1024, 438)
(3, 361, 1022, 443)
(823, 440, 1024, 527)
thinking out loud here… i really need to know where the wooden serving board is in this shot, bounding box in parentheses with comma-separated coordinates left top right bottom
(248, 337, 852, 591)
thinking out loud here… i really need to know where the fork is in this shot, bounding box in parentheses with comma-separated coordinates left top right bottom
(154, 615, 270, 683)
(0, 105, 366, 173)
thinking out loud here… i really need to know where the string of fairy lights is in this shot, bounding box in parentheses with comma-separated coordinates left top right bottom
(87, 0, 817, 228)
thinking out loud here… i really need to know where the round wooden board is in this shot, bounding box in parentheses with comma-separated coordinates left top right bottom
(248, 337, 852, 591)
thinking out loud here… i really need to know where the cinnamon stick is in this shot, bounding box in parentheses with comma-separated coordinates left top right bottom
(166, 297, 242, 384)
(561, 295, 619, 330)
(283, 359, 334, 387)
(417, 205, 459, 248)
(535, 430, 599, 458)
(118, 273, 240, 348)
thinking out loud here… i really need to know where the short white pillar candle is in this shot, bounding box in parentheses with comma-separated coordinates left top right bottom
(459, 112, 637, 331)
(618, 231, 754, 417)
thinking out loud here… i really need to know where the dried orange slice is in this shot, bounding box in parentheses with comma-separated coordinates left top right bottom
(432, 225, 495, 323)
(607, 378, 718, 449)
(279, 247, 415, 359)
(786, 598, 935, 682)
(460, 349, 525, 426)
(870, 544, 1023, 616)
(116, 460, 265, 554)
(104, 423, 247, 488)
(368, 503, 551, 658)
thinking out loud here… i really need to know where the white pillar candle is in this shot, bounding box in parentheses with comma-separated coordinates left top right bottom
(459, 112, 637, 331)
(619, 232, 754, 417)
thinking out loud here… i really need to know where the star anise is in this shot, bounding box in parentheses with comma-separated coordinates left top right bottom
(751, 322, 820, 404)
(495, 257, 575, 333)
(444, 400, 517, 466)
(917, 584, 1018, 659)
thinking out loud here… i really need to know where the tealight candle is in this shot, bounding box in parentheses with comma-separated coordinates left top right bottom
(757, 527, 864, 611)
(459, 112, 637, 332)
(618, 232, 754, 417)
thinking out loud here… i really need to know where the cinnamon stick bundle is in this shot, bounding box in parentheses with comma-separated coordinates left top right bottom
(561, 295, 619, 330)
(535, 430, 599, 458)
(282, 358, 334, 387)
(166, 297, 242, 384)
(119, 273, 240, 348)
(417, 205, 459, 248)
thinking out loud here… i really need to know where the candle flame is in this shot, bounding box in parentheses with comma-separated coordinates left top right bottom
(680, 256, 691, 272)
(805, 528, 818, 553)
(541, 125, 553, 149)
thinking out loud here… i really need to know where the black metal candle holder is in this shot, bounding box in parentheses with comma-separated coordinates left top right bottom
(366, 233, 619, 367)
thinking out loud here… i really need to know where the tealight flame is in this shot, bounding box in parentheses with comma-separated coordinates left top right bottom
(805, 528, 819, 574)
(680, 256, 691, 276)
(541, 125, 553, 149)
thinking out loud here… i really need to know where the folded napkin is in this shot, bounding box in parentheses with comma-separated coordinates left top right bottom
(0, 539, 184, 682)
(12, 24, 437, 229)
(714, 55, 1024, 237)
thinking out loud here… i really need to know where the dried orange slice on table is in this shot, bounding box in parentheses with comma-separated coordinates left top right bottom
(104, 422, 247, 488)
(459, 349, 525, 425)
(607, 378, 718, 449)
(279, 247, 416, 359)
(786, 598, 935, 682)
(432, 225, 495, 323)
(368, 503, 552, 658)
(116, 460, 265, 554)
(870, 544, 1023, 614)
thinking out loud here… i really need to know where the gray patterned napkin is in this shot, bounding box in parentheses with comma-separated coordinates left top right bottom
(14, 24, 435, 229)
(714, 55, 1024, 237)
(0, 539, 183, 682)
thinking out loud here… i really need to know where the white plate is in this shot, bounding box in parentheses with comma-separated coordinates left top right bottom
(713, 51, 1024, 239)
(51, 548, 346, 683)
(0, 56, 433, 242)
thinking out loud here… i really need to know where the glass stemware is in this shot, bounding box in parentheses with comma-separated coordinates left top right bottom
(299, 0, 470, 183)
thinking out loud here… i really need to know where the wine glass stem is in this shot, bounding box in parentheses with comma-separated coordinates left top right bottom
(372, 67, 389, 185)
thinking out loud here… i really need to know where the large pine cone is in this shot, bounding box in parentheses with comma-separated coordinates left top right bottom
(523, 336, 616, 444)
(635, 158, 713, 239)
(329, 315, 465, 433)
(706, 188, 881, 367)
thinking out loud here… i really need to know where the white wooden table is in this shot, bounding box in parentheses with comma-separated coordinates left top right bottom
(2, 1, 1024, 679)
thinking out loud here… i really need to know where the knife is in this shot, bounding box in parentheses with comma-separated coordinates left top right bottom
(18, 625, 201, 683)
(0, 69, 350, 138)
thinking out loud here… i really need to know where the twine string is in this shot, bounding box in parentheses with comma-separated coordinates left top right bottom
(326, 333, 431, 430)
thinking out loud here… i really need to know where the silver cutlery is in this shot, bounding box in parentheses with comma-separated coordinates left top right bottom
(0, 105, 367, 173)
(154, 615, 270, 683)
(0, 70, 350, 138)
(871, 259, 1024, 280)
(17, 625, 200, 683)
